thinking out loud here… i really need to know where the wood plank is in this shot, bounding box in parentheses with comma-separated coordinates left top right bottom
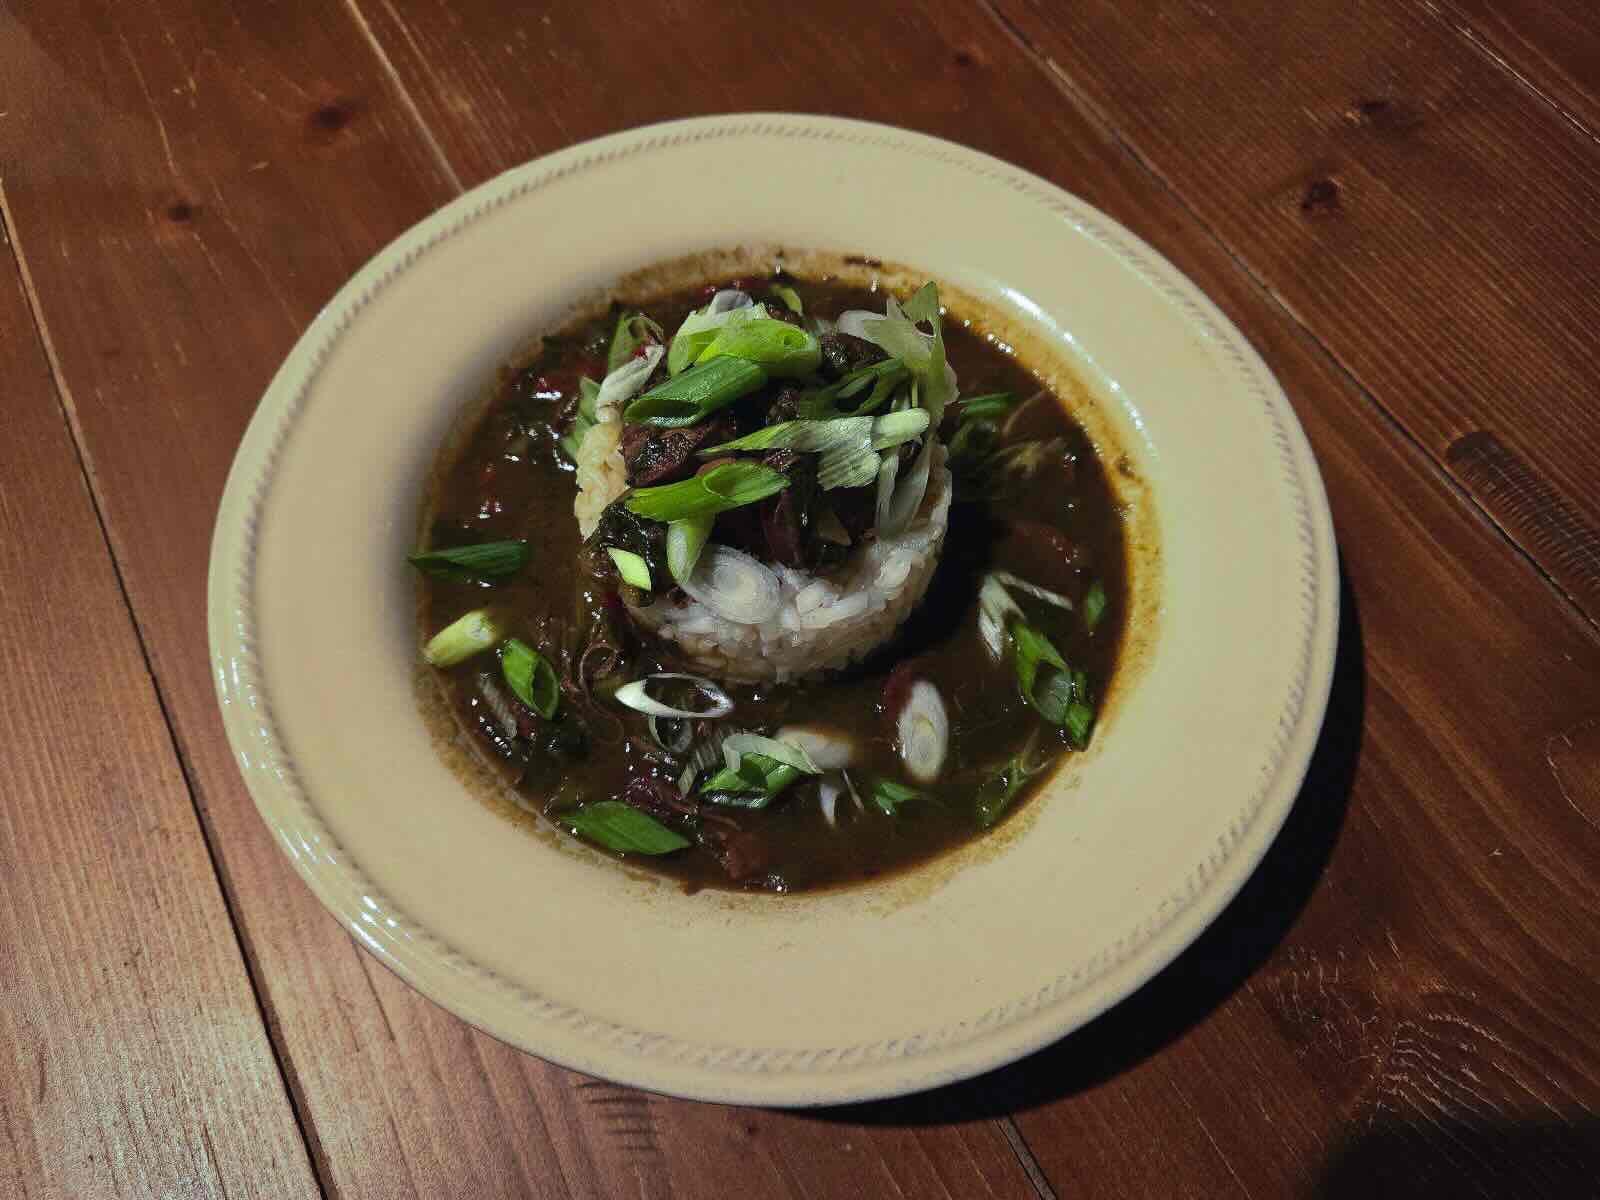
(0, 4, 1039, 1198)
(979, 167, 1600, 1197)
(342, 0, 1600, 1194)
(8, 0, 1599, 1196)
(988, 0, 1600, 621)
(1434, 0, 1600, 136)
(0, 219, 318, 1196)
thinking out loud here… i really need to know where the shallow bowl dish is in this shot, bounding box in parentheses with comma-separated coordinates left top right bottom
(209, 114, 1338, 1105)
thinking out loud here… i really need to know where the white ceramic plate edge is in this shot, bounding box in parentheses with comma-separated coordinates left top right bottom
(208, 114, 1339, 1105)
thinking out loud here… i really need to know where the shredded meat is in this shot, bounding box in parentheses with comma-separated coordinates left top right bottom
(758, 449, 817, 568)
(702, 827, 772, 883)
(620, 415, 739, 487)
(818, 331, 887, 380)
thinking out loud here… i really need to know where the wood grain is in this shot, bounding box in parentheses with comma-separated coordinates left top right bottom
(304, 0, 1600, 1194)
(5, 0, 1600, 1196)
(988, 0, 1600, 621)
(1435, 0, 1600, 136)
(973, 161, 1600, 1196)
(0, 2, 1040, 1197)
(0, 221, 318, 1196)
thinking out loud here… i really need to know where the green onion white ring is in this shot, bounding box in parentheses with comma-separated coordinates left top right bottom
(613, 672, 734, 720)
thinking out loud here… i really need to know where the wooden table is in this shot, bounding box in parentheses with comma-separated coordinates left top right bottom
(4, 2, 1598, 1196)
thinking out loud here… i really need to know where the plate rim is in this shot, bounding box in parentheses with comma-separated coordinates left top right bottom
(208, 112, 1339, 1105)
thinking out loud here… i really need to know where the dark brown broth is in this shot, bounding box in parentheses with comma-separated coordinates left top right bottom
(419, 277, 1127, 892)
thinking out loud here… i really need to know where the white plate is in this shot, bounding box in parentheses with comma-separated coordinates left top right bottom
(209, 114, 1337, 1105)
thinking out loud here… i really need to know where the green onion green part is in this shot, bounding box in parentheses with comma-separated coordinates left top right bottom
(624, 356, 768, 427)
(1065, 702, 1095, 750)
(947, 417, 998, 463)
(624, 461, 791, 522)
(868, 777, 923, 817)
(423, 608, 504, 668)
(974, 754, 1033, 829)
(561, 800, 690, 855)
(857, 284, 953, 426)
(665, 513, 714, 585)
(817, 440, 882, 491)
(695, 318, 820, 379)
(799, 359, 908, 419)
(700, 753, 801, 808)
(956, 392, 1017, 421)
(1010, 621, 1068, 698)
(578, 377, 601, 422)
(699, 409, 927, 458)
(773, 285, 804, 315)
(500, 637, 560, 719)
(606, 547, 653, 590)
(407, 539, 531, 585)
(606, 311, 664, 373)
(1084, 580, 1108, 631)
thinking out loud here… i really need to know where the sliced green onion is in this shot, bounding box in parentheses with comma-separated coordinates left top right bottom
(407, 539, 530, 584)
(578, 376, 601, 423)
(882, 433, 934, 537)
(607, 547, 653, 590)
(1010, 620, 1068, 703)
(624, 356, 768, 427)
(423, 608, 504, 667)
(774, 724, 857, 770)
(1031, 670, 1076, 725)
(666, 513, 714, 584)
(868, 776, 922, 817)
(1084, 580, 1108, 631)
(773, 284, 803, 315)
(871, 409, 930, 449)
(799, 359, 908, 419)
(698, 410, 927, 460)
(947, 417, 998, 463)
(1067, 670, 1095, 749)
(500, 637, 560, 719)
(974, 754, 1033, 829)
(624, 461, 790, 521)
(977, 574, 1023, 658)
(667, 295, 765, 375)
(696, 318, 821, 379)
(614, 672, 734, 720)
(956, 392, 1016, 421)
(648, 714, 693, 754)
(992, 570, 1074, 610)
(680, 546, 782, 623)
(720, 732, 822, 775)
(606, 311, 664, 373)
(701, 731, 819, 804)
(562, 800, 690, 855)
(858, 283, 954, 426)
(702, 416, 872, 456)
(817, 440, 881, 491)
(895, 678, 949, 784)
(700, 753, 801, 807)
(874, 449, 899, 531)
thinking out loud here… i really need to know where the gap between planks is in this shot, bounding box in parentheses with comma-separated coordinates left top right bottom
(1000, 1115, 1059, 1200)
(978, 0, 1600, 638)
(342, 0, 465, 193)
(0, 180, 334, 1200)
(331, 3, 1072, 1191)
(1417, 0, 1600, 150)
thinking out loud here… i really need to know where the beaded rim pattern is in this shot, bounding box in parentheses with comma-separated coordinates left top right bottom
(209, 114, 1337, 1102)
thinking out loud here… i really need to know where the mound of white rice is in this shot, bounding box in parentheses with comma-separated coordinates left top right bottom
(573, 422, 951, 682)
